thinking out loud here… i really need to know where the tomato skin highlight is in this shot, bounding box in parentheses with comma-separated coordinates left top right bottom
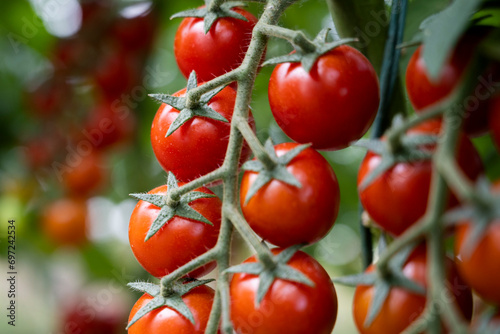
(455, 182, 500, 306)
(240, 142, 340, 247)
(353, 246, 473, 334)
(230, 249, 338, 334)
(358, 119, 483, 236)
(174, 7, 257, 82)
(128, 184, 221, 278)
(128, 286, 218, 334)
(268, 45, 380, 150)
(151, 84, 253, 182)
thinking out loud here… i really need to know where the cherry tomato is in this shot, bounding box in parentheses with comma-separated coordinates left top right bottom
(240, 142, 340, 247)
(41, 198, 87, 246)
(489, 95, 500, 151)
(405, 31, 493, 137)
(353, 246, 473, 334)
(358, 119, 483, 236)
(94, 48, 141, 100)
(62, 150, 105, 197)
(112, 2, 158, 53)
(128, 184, 221, 278)
(52, 36, 95, 73)
(128, 286, 217, 334)
(455, 182, 500, 305)
(174, 7, 257, 82)
(151, 84, 253, 182)
(268, 45, 380, 150)
(26, 76, 70, 118)
(230, 249, 338, 334)
(62, 292, 127, 334)
(83, 101, 135, 149)
(24, 133, 61, 170)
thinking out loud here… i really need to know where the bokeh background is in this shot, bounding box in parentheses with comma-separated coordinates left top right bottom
(1, 0, 500, 333)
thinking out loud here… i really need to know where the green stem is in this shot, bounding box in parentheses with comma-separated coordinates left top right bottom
(207, 0, 226, 12)
(160, 248, 219, 286)
(186, 69, 241, 106)
(170, 166, 228, 199)
(225, 206, 275, 268)
(257, 23, 317, 52)
(236, 118, 276, 170)
(326, 0, 388, 74)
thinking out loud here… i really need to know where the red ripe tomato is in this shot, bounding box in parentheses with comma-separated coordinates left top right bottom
(83, 102, 135, 149)
(489, 95, 500, 150)
(128, 184, 221, 278)
(62, 150, 105, 197)
(112, 2, 158, 53)
(455, 182, 500, 305)
(174, 7, 257, 82)
(62, 293, 127, 334)
(94, 48, 141, 100)
(52, 36, 95, 73)
(128, 286, 217, 334)
(41, 198, 87, 246)
(268, 45, 380, 150)
(353, 246, 473, 334)
(151, 85, 253, 182)
(405, 31, 492, 137)
(230, 249, 338, 334)
(358, 119, 483, 236)
(26, 76, 70, 118)
(240, 142, 340, 247)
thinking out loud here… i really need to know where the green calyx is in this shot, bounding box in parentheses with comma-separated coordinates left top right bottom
(242, 139, 309, 204)
(444, 177, 500, 256)
(126, 278, 215, 329)
(149, 71, 229, 138)
(130, 172, 216, 242)
(355, 117, 438, 190)
(263, 28, 358, 72)
(333, 242, 425, 328)
(225, 244, 314, 306)
(171, 1, 248, 34)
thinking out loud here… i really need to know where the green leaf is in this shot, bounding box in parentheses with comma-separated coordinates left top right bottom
(255, 270, 275, 305)
(244, 172, 273, 204)
(420, 0, 485, 79)
(149, 94, 185, 110)
(358, 156, 395, 190)
(129, 193, 165, 207)
(145, 207, 176, 241)
(278, 143, 310, 165)
(186, 71, 198, 90)
(127, 296, 166, 329)
(225, 262, 264, 275)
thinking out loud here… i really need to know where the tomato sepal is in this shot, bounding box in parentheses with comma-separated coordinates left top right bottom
(241, 140, 310, 203)
(171, 2, 249, 33)
(354, 133, 437, 190)
(445, 177, 500, 255)
(263, 28, 358, 72)
(127, 278, 215, 329)
(225, 244, 314, 306)
(130, 173, 217, 241)
(334, 244, 425, 327)
(150, 72, 229, 137)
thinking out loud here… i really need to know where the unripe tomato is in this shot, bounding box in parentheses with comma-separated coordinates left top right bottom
(128, 286, 218, 334)
(268, 45, 380, 150)
(230, 249, 338, 334)
(151, 84, 253, 182)
(358, 119, 483, 236)
(41, 198, 87, 246)
(455, 182, 500, 306)
(240, 142, 340, 247)
(174, 7, 257, 82)
(128, 184, 221, 278)
(353, 246, 473, 334)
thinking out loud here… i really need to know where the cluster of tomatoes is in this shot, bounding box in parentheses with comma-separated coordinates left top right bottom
(122, 1, 500, 333)
(125, 2, 386, 333)
(24, 0, 157, 248)
(354, 31, 500, 333)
